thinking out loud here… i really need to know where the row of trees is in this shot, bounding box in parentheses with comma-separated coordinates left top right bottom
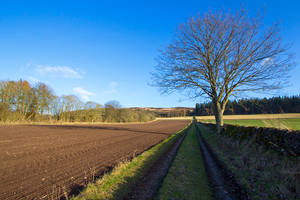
(65, 108, 155, 123)
(0, 80, 54, 121)
(194, 96, 300, 116)
(0, 80, 155, 122)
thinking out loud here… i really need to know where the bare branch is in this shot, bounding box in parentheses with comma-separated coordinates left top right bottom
(151, 7, 294, 132)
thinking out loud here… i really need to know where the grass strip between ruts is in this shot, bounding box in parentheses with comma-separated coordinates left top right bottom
(71, 121, 192, 200)
(155, 122, 213, 200)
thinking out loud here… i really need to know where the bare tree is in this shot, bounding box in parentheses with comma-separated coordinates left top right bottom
(85, 101, 101, 109)
(61, 95, 82, 121)
(104, 100, 121, 109)
(151, 8, 294, 132)
(33, 82, 55, 119)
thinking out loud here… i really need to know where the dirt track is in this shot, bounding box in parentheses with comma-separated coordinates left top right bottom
(0, 120, 190, 200)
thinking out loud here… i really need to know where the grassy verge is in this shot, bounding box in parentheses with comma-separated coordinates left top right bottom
(155, 123, 212, 200)
(198, 118, 300, 130)
(198, 123, 299, 200)
(71, 122, 191, 200)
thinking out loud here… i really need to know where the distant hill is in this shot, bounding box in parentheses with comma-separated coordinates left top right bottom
(129, 107, 194, 117)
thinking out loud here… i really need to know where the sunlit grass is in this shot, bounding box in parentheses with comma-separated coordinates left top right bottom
(198, 118, 300, 130)
(196, 113, 300, 120)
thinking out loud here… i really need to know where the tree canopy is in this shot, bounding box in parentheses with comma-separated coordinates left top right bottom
(152, 8, 294, 132)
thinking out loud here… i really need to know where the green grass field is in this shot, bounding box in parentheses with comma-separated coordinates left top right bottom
(155, 124, 212, 200)
(198, 118, 300, 130)
(158, 113, 300, 130)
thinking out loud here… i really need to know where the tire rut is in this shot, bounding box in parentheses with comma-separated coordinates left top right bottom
(125, 127, 190, 200)
(195, 123, 250, 200)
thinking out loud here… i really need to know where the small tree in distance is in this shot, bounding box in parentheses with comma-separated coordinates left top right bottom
(104, 100, 121, 109)
(151, 8, 294, 133)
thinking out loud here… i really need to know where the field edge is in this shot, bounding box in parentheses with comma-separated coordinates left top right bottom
(71, 121, 192, 200)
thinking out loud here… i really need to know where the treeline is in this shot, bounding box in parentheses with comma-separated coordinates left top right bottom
(156, 110, 191, 118)
(63, 108, 156, 123)
(195, 96, 300, 116)
(0, 80, 155, 122)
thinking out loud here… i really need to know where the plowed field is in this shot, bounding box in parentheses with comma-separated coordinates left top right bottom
(0, 120, 190, 200)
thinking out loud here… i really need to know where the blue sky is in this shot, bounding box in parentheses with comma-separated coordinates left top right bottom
(0, 0, 299, 107)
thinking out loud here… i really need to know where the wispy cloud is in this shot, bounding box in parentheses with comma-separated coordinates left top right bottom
(27, 76, 41, 84)
(73, 87, 95, 101)
(105, 81, 118, 94)
(36, 65, 83, 79)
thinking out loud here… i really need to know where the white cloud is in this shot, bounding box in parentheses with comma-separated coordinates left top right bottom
(27, 76, 41, 84)
(36, 65, 82, 79)
(105, 81, 118, 94)
(73, 87, 95, 101)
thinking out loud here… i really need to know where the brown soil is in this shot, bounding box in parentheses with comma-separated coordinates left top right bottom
(0, 120, 190, 200)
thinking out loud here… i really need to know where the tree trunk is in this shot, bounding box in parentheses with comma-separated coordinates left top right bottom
(213, 101, 224, 133)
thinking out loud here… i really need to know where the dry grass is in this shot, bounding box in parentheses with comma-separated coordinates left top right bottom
(157, 113, 300, 121)
(199, 124, 299, 200)
(0, 119, 159, 126)
(2, 113, 299, 126)
(198, 118, 300, 130)
(156, 117, 194, 120)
